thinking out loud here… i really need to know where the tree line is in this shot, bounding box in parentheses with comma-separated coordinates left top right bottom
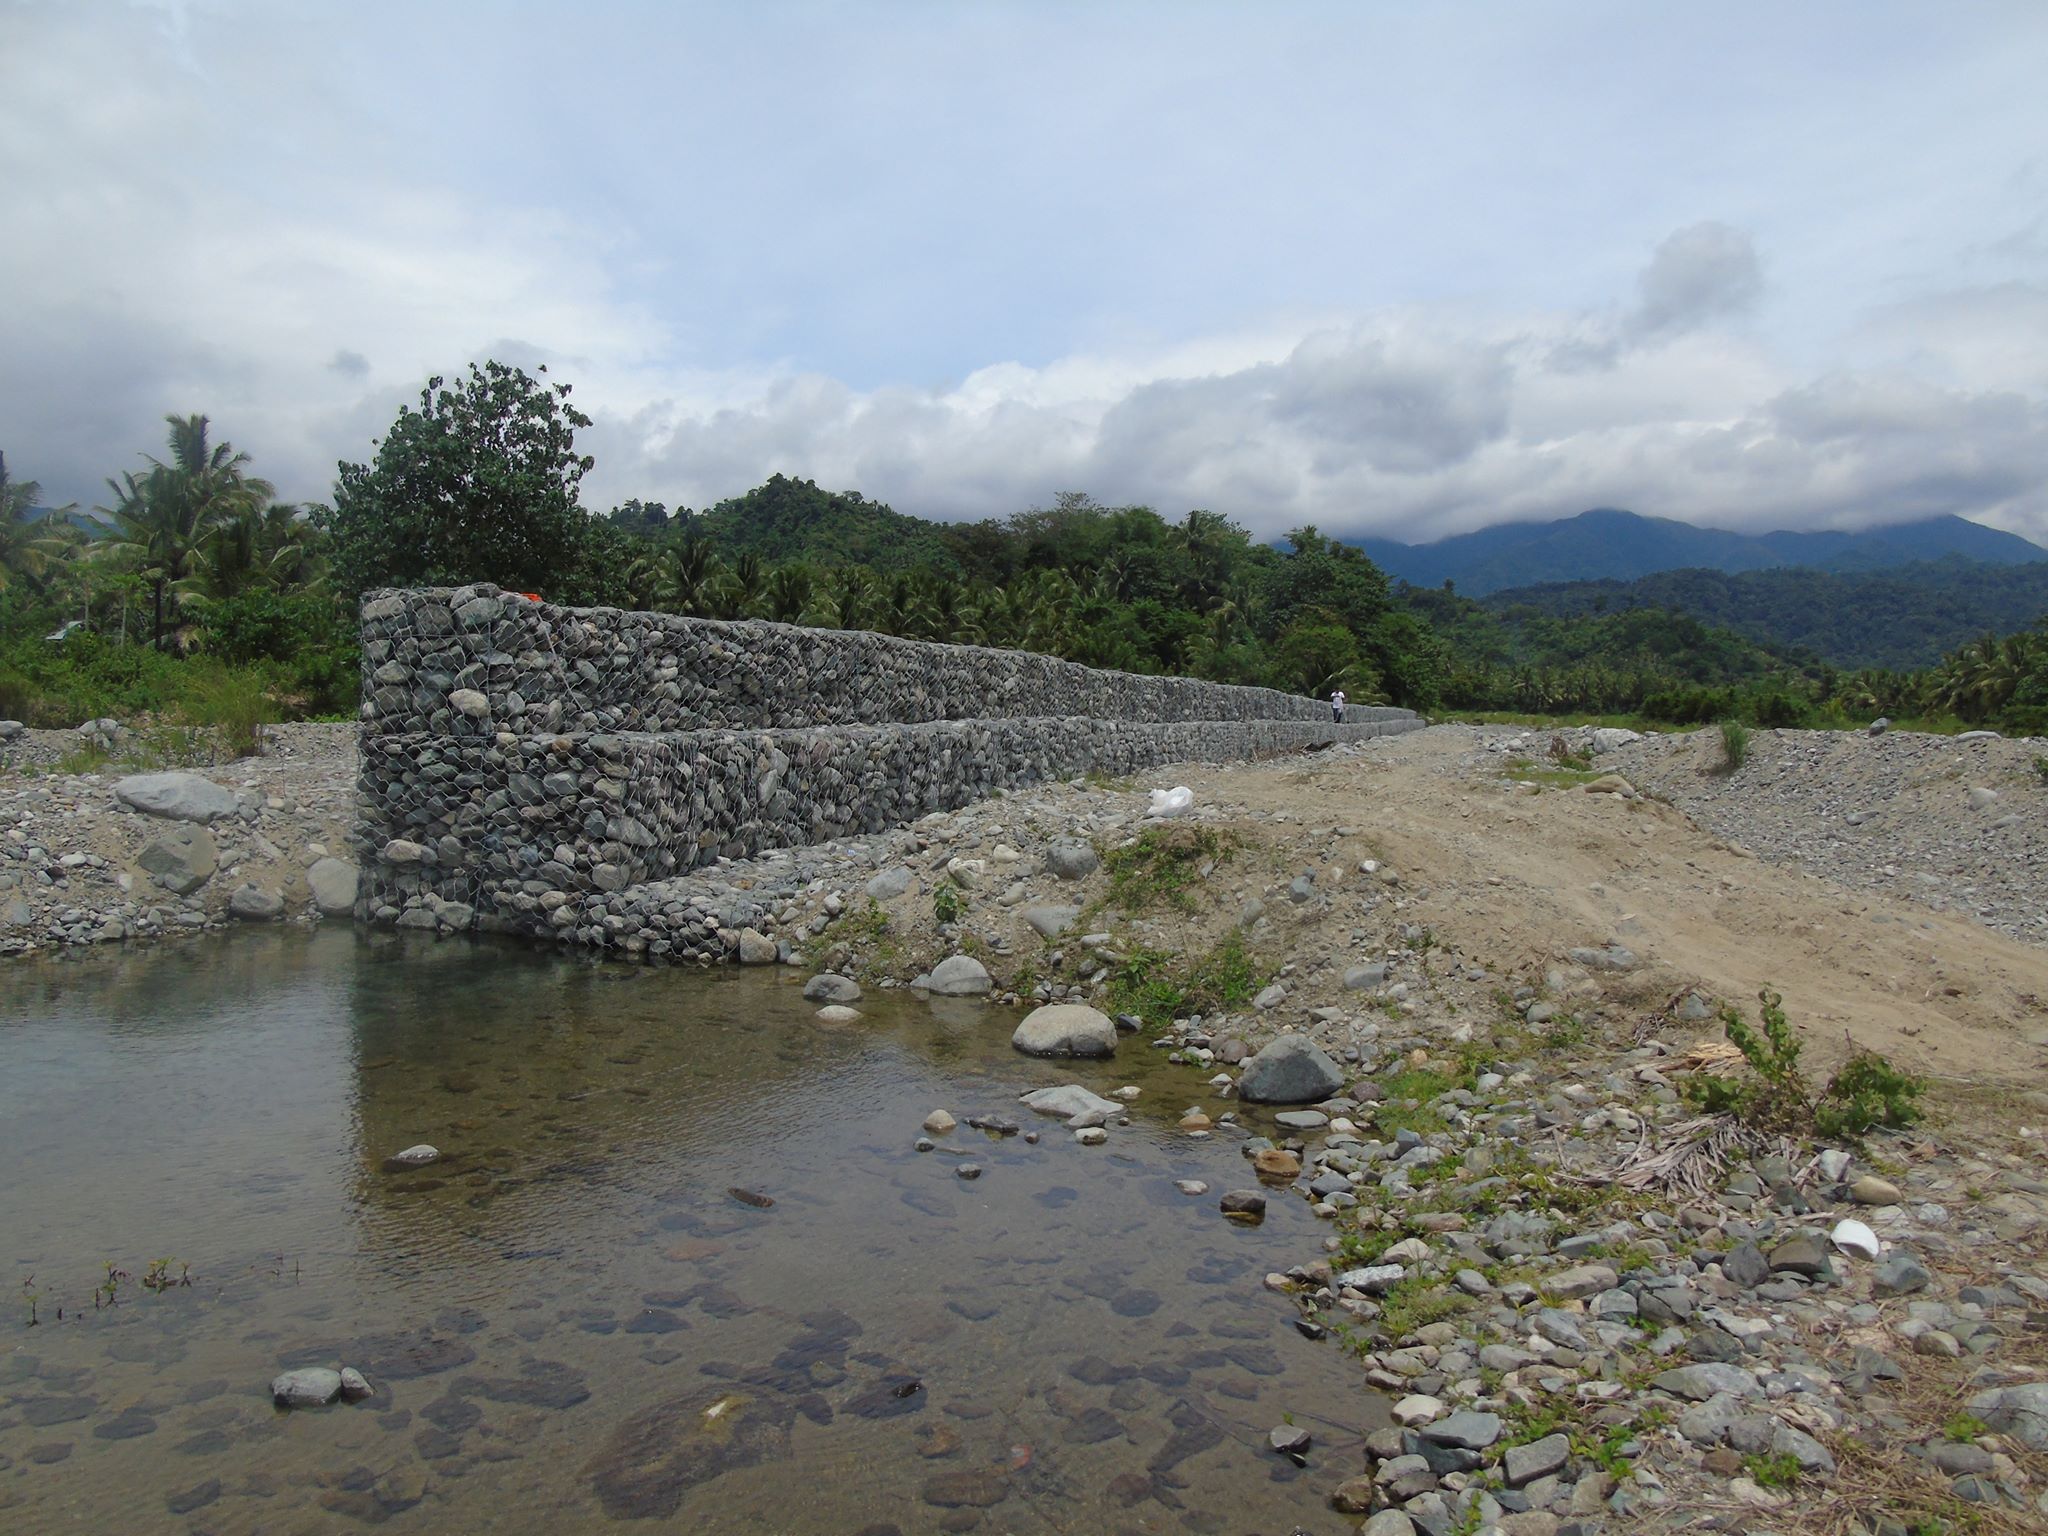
(4, 359, 2044, 739)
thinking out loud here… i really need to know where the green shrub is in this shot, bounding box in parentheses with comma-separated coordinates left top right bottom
(1816, 1051, 1926, 1139)
(931, 883, 962, 926)
(1719, 719, 1750, 773)
(1683, 986, 1925, 1142)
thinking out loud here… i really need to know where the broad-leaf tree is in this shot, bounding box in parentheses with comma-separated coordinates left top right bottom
(323, 361, 597, 601)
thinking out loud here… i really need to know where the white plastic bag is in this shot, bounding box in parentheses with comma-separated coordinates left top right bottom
(1147, 785, 1195, 818)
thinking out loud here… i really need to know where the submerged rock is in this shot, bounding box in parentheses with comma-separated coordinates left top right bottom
(271, 1368, 343, 1408)
(584, 1387, 798, 1518)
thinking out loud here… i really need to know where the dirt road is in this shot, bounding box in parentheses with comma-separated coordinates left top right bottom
(1175, 727, 2048, 1112)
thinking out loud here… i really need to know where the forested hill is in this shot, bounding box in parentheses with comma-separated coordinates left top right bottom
(691, 474, 962, 573)
(1350, 508, 2045, 595)
(1482, 559, 2048, 670)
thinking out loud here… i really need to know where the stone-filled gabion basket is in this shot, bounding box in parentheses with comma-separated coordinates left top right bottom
(353, 585, 1423, 945)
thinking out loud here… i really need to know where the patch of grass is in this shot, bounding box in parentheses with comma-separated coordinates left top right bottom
(1377, 1276, 1464, 1340)
(1942, 1413, 1988, 1444)
(1099, 825, 1235, 913)
(1540, 1014, 1589, 1048)
(52, 741, 113, 775)
(2034, 756, 2048, 786)
(1503, 758, 1605, 789)
(1718, 718, 1750, 773)
(1744, 1450, 1803, 1488)
(1104, 931, 1267, 1028)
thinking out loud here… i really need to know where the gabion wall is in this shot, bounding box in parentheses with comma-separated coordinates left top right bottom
(355, 586, 1423, 936)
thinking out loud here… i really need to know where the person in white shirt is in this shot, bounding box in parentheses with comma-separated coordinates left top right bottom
(1331, 689, 1347, 723)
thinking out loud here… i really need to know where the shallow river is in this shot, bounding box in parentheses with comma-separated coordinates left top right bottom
(1, 929, 1385, 1534)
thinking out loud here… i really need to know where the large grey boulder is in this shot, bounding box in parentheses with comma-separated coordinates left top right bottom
(1024, 905, 1080, 939)
(864, 866, 914, 900)
(228, 883, 284, 922)
(1236, 1033, 1345, 1103)
(736, 928, 778, 964)
(1044, 841, 1100, 880)
(306, 858, 359, 916)
(1969, 1381, 2048, 1450)
(802, 973, 862, 1004)
(114, 772, 239, 824)
(1012, 1004, 1117, 1058)
(137, 824, 217, 895)
(927, 955, 992, 997)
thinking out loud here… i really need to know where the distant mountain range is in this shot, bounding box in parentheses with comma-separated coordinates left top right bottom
(1481, 559, 2048, 671)
(1348, 509, 2046, 596)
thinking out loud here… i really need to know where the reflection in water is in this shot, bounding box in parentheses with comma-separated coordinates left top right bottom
(1, 930, 1384, 1532)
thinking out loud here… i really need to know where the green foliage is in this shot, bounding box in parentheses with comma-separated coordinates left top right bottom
(931, 883, 963, 926)
(1480, 558, 2048, 672)
(1719, 718, 1750, 772)
(1371, 1067, 1453, 1138)
(1942, 1414, 1987, 1445)
(1105, 932, 1266, 1027)
(1744, 1451, 1803, 1488)
(1682, 987, 1925, 1142)
(324, 360, 603, 603)
(1100, 825, 1231, 912)
(690, 474, 961, 574)
(1816, 1051, 1927, 1140)
(2034, 756, 2048, 786)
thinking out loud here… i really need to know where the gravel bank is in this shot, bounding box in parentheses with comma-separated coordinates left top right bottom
(0, 722, 357, 957)
(1606, 726, 2047, 948)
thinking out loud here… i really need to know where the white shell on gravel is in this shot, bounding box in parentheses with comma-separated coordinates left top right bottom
(1830, 1218, 1881, 1261)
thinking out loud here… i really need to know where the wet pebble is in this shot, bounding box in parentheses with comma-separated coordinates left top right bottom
(955, 1163, 982, 1180)
(166, 1479, 221, 1516)
(21, 1396, 95, 1427)
(28, 1442, 72, 1465)
(93, 1408, 158, 1440)
(175, 1429, 232, 1457)
(623, 1308, 688, 1335)
(921, 1468, 1010, 1508)
(414, 1428, 463, 1460)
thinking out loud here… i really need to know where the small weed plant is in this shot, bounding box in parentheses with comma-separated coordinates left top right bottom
(1942, 1413, 1987, 1444)
(931, 883, 963, 926)
(1682, 986, 1925, 1140)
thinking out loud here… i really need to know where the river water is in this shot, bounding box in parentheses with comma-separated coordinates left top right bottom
(1, 929, 1384, 1533)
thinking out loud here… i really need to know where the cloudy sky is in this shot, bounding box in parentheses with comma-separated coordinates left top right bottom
(5, 0, 2046, 544)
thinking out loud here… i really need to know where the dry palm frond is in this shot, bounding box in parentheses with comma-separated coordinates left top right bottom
(1673, 1040, 1745, 1075)
(1584, 1113, 1785, 1197)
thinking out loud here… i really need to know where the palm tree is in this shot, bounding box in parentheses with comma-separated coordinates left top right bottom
(762, 564, 814, 624)
(656, 535, 722, 616)
(824, 566, 871, 631)
(0, 451, 75, 594)
(187, 504, 326, 601)
(99, 415, 275, 647)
